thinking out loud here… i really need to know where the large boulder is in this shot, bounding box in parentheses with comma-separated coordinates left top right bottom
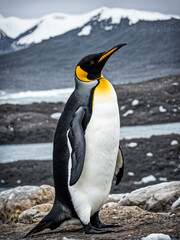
(0, 185, 54, 223)
(18, 203, 52, 223)
(118, 181, 180, 212)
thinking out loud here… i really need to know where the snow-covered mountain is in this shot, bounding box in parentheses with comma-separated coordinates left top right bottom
(0, 7, 180, 92)
(0, 7, 179, 51)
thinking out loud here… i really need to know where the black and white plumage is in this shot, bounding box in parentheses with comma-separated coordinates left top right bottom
(25, 44, 126, 237)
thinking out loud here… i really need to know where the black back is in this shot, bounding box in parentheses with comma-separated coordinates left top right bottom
(53, 77, 99, 215)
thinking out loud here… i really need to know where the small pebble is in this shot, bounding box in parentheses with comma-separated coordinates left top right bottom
(17, 179, 22, 184)
(146, 152, 153, 157)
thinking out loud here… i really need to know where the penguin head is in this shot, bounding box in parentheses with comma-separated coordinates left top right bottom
(75, 44, 127, 82)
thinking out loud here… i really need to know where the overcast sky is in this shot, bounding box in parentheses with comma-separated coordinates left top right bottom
(0, 0, 180, 18)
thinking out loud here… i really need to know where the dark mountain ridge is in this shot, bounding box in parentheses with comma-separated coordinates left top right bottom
(0, 18, 180, 91)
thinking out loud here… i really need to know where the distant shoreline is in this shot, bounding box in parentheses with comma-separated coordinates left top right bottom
(0, 74, 179, 145)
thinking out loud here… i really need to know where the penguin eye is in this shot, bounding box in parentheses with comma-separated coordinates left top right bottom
(91, 61, 95, 64)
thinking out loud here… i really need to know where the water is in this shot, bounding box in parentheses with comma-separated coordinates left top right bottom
(0, 122, 179, 164)
(0, 88, 74, 105)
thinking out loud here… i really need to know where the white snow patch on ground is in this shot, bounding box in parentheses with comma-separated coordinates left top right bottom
(77, 25, 92, 36)
(159, 177, 167, 182)
(171, 196, 180, 210)
(172, 82, 179, 86)
(132, 99, 139, 106)
(146, 152, 153, 157)
(171, 140, 178, 145)
(127, 142, 137, 147)
(123, 109, 134, 117)
(50, 112, 62, 120)
(159, 106, 166, 112)
(141, 233, 171, 240)
(128, 172, 135, 176)
(134, 175, 156, 185)
(120, 105, 125, 111)
(104, 25, 113, 31)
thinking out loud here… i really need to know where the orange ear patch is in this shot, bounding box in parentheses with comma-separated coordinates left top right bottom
(76, 66, 91, 82)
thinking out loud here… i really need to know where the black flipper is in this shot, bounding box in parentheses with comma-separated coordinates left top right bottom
(115, 146, 124, 185)
(68, 106, 86, 186)
(24, 199, 71, 238)
(90, 211, 120, 229)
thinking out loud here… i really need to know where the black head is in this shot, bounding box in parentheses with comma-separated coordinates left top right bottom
(75, 44, 127, 82)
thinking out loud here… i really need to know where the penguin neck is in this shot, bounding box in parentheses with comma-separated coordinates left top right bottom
(93, 77, 116, 102)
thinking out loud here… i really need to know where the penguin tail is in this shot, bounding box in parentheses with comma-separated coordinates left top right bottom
(24, 199, 72, 238)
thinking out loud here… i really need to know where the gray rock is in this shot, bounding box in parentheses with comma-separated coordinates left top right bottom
(18, 203, 53, 223)
(118, 181, 180, 212)
(0, 185, 54, 223)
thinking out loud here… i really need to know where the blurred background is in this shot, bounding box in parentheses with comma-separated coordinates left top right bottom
(0, 0, 180, 193)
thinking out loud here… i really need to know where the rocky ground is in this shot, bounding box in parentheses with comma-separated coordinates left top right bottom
(0, 74, 179, 145)
(0, 205, 180, 239)
(0, 182, 180, 240)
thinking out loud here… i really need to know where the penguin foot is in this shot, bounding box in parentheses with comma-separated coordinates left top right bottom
(90, 211, 120, 229)
(94, 222, 120, 228)
(84, 223, 112, 234)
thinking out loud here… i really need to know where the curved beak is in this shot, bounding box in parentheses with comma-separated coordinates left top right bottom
(98, 43, 127, 63)
(86, 43, 127, 80)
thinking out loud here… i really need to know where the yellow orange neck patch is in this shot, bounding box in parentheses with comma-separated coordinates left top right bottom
(94, 78, 114, 102)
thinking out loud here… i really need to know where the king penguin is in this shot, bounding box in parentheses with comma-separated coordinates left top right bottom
(25, 43, 126, 237)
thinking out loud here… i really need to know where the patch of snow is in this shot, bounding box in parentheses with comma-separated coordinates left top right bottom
(1, 179, 5, 184)
(146, 152, 153, 157)
(134, 175, 156, 185)
(159, 106, 166, 112)
(77, 25, 92, 36)
(172, 82, 178, 86)
(0, 16, 38, 38)
(141, 175, 156, 183)
(16, 179, 21, 184)
(171, 196, 180, 210)
(123, 109, 134, 117)
(104, 25, 113, 31)
(159, 177, 167, 182)
(171, 140, 178, 145)
(128, 172, 135, 176)
(120, 105, 125, 111)
(8, 126, 14, 131)
(50, 112, 62, 120)
(127, 142, 137, 147)
(132, 99, 139, 106)
(141, 233, 171, 240)
(172, 108, 177, 112)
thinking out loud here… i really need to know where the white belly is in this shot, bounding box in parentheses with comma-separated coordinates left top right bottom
(69, 81, 120, 224)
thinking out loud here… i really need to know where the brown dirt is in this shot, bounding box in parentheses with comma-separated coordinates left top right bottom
(0, 206, 179, 239)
